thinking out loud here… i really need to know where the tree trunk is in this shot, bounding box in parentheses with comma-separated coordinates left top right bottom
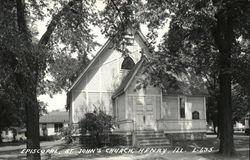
(0, 130, 2, 143)
(15, 0, 82, 159)
(247, 86, 250, 112)
(215, 96, 220, 138)
(25, 91, 41, 160)
(212, 6, 235, 156)
(248, 54, 250, 111)
(218, 66, 235, 156)
(16, 0, 41, 159)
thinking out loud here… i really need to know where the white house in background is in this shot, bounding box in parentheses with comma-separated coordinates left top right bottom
(66, 27, 208, 144)
(39, 111, 69, 136)
(1, 127, 26, 142)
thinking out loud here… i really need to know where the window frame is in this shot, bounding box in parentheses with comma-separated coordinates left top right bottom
(54, 123, 63, 133)
(121, 55, 135, 70)
(179, 96, 186, 119)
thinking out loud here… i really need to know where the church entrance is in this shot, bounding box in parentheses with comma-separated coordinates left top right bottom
(134, 96, 157, 130)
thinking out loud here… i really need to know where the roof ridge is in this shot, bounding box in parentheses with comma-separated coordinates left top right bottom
(67, 28, 151, 93)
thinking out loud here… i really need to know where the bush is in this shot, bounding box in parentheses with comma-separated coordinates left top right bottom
(79, 108, 114, 147)
(61, 125, 76, 144)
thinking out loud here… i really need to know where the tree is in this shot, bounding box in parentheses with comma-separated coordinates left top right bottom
(143, 0, 250, 156)
(1, 0, 249, 159)
(232, 84, 248, 123)
(40, 52, 90, 96)
(1, 0, 98, 159)
(0, 95, 23, 143)
(232, 38, 250, 114)
(0, 0, 27, 144)
(100, 0, 144, 54)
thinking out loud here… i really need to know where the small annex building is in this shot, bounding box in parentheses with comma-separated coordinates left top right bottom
(39, 111, 69, 136)
(66, 28, 208, 145)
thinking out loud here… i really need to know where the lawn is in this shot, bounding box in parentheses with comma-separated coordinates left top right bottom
(0, 134, 249, 160)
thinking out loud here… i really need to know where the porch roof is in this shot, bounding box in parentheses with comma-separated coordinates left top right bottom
(40, 111, 69, 123)
(112, 59, 208, 98)
(162, 81, 208, 96)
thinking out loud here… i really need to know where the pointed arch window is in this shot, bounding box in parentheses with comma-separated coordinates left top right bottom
(121, 55, 135, 70)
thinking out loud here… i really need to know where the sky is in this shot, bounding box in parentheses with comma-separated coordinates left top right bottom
(36, 0, 169, 112)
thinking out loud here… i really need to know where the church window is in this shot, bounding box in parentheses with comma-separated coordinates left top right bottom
(121, 55, 135, 70)
(179, 97, 185, 118)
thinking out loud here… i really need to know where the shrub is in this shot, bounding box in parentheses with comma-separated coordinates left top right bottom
(61, 125, 76, 144)
(79, 108, 114, 147)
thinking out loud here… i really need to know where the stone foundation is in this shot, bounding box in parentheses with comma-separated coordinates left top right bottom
(77, 132, 206, 147)
(109, 134, 132, 146)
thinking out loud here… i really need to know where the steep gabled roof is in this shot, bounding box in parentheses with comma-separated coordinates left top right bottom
(67, 29, 150, 93)
(67, 39, 112, 92)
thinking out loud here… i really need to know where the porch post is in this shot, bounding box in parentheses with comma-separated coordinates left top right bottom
(132, 120, 137, 146)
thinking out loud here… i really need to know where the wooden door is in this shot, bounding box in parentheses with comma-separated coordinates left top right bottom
(135, 96, 156, 130)
(135, 97, 145, 130)
(144, 97, 156, 129)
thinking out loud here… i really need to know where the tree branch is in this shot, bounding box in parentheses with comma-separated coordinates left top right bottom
(16, 0, 30, 39)
(38, 0, 81, 46)
(110, 0, 124, 23)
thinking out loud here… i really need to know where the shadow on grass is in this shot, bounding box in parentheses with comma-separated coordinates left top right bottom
(0, 141, 26, 147)
(0, 148, 23, 155)
(0, 156, 26, 160)
(172, 138, 220, 152)
(234, 138, 250, 149)
(200, 150, 250, 160)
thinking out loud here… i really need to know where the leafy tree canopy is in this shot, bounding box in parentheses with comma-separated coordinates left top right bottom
(0, 0, 100, 159)
(142, 0, 250, 156)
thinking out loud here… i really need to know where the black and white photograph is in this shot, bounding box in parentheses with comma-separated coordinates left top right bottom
(0, 0, 249, 159)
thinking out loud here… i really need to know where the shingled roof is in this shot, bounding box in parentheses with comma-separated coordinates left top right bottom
(112, 58, 208, 98)
(39, 111, 69, 123)
(162, 81, 208, 96)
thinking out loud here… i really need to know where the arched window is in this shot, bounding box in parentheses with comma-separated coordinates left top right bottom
(192, 111, 200, 120)
(121, 55, 135, 70)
